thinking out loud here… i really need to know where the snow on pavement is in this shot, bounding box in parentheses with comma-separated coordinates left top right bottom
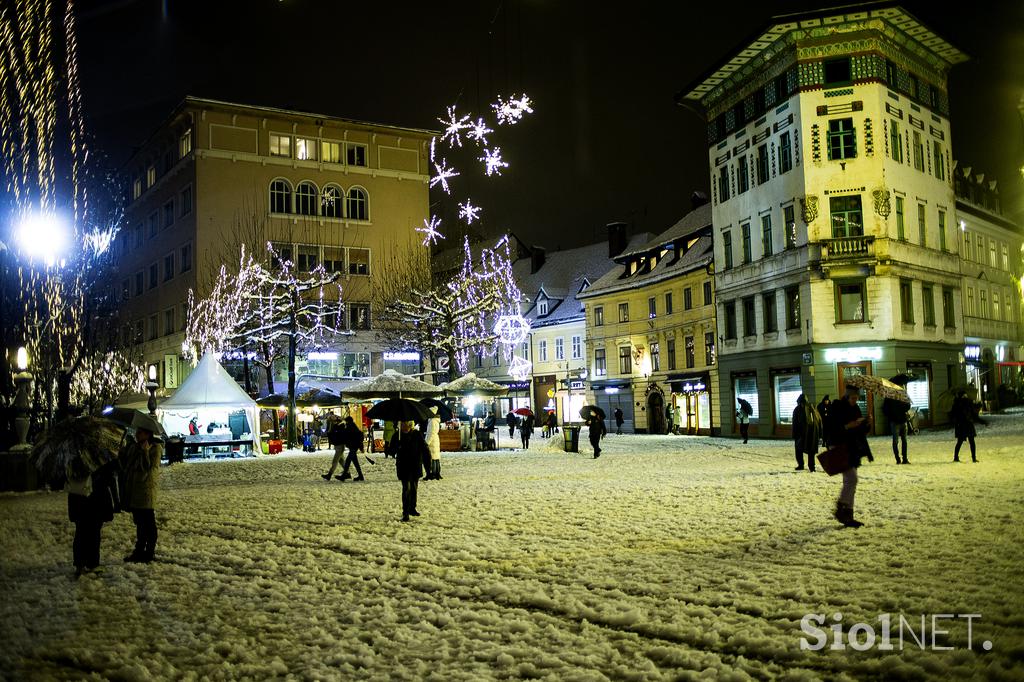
(2, 414, 1023, 680)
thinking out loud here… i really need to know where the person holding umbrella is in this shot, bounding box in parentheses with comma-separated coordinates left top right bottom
(588, 414, 605, 458)
(883, 374, 913, 465)
(389, 420, 428, 521)
(736, 399, 752, 443)
(791, 394, 821, 472)
(121, 426, 163, 563)
(826, 386, 873, 528)
(951, 388, 984, 462)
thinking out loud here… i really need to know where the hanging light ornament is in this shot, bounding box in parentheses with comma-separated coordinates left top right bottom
(508, 356, 533, 381)
(494, 314, 530, 346)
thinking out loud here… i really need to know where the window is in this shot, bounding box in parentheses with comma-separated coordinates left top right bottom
(895, 196, 905, 240)
(149, 263, 158, 290)
(827, 118, 856, 160)
(703, 281, 712, 306)
(1002, 244, 1009, 270)
(665, 292, 673, 315)
(989, 239, 997, 267)
(538, 299, 549, 316)
(775, 374, 803, 425)
(651, 342, 661, 372)
(295, 137, 317, 161)
(295, 181, 318, 216)
(724, 302, 737, 339)
(922, 285, 935, 326)
(163, 201, 174, 228)
(743, 297, 756, 336)
(763, 292, 777, 332)
(178, 129, 192, 158)
(134, 271, 143, 297)
(734, 376, 759, 419)
(322, 185, 343, 218)
(992, 291, 1001, 320)
(297, 245, 319, 272)
(779, 132, 793, 173)
(134, 320, 144, 345)
(917, 203, 927, 246)
(146, 165, 156, 188)
(830, 195, 863, 238)
(718, 166, 730, 202)
(756, 144, 768, 185)
(322, 247, 344, 273)
(837, 281, 866, 322)
(349, 303, 370, 330)
(572, 335, 582, 359)
(594, 349, 606, 376)
(149, 315, 158, 341)
(761, 215, 773, 258)
(967, 287, 975, 316)
(647, 297, 656, 319)
(346, 187, 368, 220)
(493, 351, 500, 367)
(148, 212, 159, 238)
(555, 337, 564, 360)
(962, 230, 972, 260)
(618, 302, 629, 323)
(131, 177, 142, 200)
(933, 140, 944, 180)
(890, 120, 903, 163)
(346, 143, 367, 167)
(321, 141, 341, 163)
(270, 179, 292, 213)
(979, 290, 988, 319)
(180, 243, 192, 273)
(164, 308, 175, 337)
(723, 231, 734, 270)
(741, 223, 751, 263)
(594, 307, 604, 326)
(900, 280, 914, 323)
(912, 131, 924, 171)
(942, 289, 955, 328)
(684, 336, 695, 369)
(785, 287, 800, 330)
(784, 205, 796, 249)
(475, 352, 483, 369)
(737, 155, 749, 194)
(976, 234, 984, 263)
(179, 186, 193, 217)
(539, 339, 548, 362)
(618, 347, 632, 375)
(938, 210, 947, 252)
(134, 224, 142, 248)
(121, 278, 130, 301)
(269, 133, 291, 157)
(164, 253, 174, 281)
(684, 287, 693, 310)
(667, 339, 676, 371)
(705, 332, 715, 366)
(823, 57, 851, 84)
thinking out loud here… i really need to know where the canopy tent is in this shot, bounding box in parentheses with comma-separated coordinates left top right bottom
(158, 354, 261, 453)
(440, 372, 509, 397)
(342, 369, 443, 400)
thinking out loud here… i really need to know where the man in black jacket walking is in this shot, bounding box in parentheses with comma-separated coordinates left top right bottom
(388, 421, 427, 522)
(883, 396, 912, 464)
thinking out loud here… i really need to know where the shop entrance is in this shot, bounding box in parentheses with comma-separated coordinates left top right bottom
(837, 362, 874, 435)
(647, 391, 666, 434)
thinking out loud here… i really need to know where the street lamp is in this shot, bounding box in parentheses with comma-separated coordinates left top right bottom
(11, 346, 33, 451)
(15, 212, 67, 267)
(146, 363, 159, 415)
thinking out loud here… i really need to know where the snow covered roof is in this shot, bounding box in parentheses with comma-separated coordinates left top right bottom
(342, 369, 443, 399)
(161, 354, 256, 410)
(441, 372, 509, 397)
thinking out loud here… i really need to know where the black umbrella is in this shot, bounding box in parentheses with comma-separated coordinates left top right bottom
(889, 373, 914, 386)
(420, 398, 453, 422)
(101, 407, 166, 436)
(579, 405, 606, 420)
(31, 416, 126, 479)
(737, 398, 753, 416)
(366, 398, 432, 423)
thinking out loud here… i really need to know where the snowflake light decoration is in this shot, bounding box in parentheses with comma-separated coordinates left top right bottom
(438, 106, 471, 147)
(430, 159, 459, 195)
(493, 94, 534, 126)
(508, 356, 533, 381)
(466, 117, 493, 146)
(458, 200, 482, 224)
(480, 147, 509, 177)
(494, 314, 530, 346)
(416, 215, 444, 246)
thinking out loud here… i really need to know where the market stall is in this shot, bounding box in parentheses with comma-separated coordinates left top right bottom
(440, 373, 508, 450)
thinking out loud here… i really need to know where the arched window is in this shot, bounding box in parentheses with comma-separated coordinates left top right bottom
(322, 184, 343, 219)
(270, 179, 292, 214)
(346, 187, 368, 221)
(295, 181, 318, 216)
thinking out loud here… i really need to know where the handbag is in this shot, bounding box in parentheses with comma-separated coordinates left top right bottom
(817, 443, 850, 476)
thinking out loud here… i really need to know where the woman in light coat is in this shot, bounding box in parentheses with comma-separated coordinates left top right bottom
(424, 406, 442, 480)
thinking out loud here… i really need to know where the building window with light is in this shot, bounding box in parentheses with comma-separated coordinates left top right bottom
(572, 335, 582, 359)
(146, 165, 156, 188)
(618, 346, 632, 375)
(836, 281, 867, 323)
(346, 143, 367, 167)
(648, 297, 656, 319)
(270, 179, 292, 214)
(321, 141, 341, 163)
(785, 286, 800, 330)
(651, 342, 660, 372)
(618, 302, 629, 323)
(784, 205, 796, 249)
(349, 303, 371, 330)
(830, 196, 863, 238)
(594, 307, 604, 326)
(594, 348, 606, 376)
(827, 118, 856, 160)
(295, 181, 318, 216)
(346, 187, 368, 220)
(348, 247, 370, 275)
(269, 133, 291, 157)
(705, 332, 715, 366)
(179, 129, 192, 159)
(295, 137, 317, 161)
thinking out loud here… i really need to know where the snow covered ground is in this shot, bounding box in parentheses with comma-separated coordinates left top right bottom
(2, 414, 1023, 680)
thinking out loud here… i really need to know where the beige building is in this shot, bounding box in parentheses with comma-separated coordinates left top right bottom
(115, 97, 433, 391)
(678, 5, 968, 436)
(579, 210, 718, 434)
(954, 166, 1024, 405)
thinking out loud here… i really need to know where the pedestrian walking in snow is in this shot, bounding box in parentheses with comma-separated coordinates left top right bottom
(67, 458, 120, 577)
(826, 386, 873, 528)
(389, 421, 427, 522)
(121, 427, 163, 563)
(336, 417, 369, 481)
(951, 388, 984, 462)
(613, 407, 624, 435)
(883, 396, 912, 464)
(588, 415, 605, 458)
(506, 410, 517, 439)
(665, 405, 674, 435)
(817, 395, 831, 448)
(736, 399, 752, 443)
(424, 406, 442, 480)
(322, 416, 347, 480)
(520, 414, 535, 449)
(791, 394, 821, 472)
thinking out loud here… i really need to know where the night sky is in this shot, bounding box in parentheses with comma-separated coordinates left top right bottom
(74, 0, 1024, 249)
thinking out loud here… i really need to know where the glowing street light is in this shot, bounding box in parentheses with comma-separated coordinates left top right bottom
(16, 212, 67, 267)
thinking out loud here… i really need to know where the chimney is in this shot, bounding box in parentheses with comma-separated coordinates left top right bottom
(606, 222, 628, 257)
(530, 246, 546, 274)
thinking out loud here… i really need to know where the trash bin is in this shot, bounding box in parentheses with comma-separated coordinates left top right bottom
(165, 436, 185, 464)
(563, 425, 580, 453)
(260, 434, 270, 455)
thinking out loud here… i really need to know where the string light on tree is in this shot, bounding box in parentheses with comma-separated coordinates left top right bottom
(416, 215, 444, 246)
(458, 200, 482, 225)
(492, 94, 534, 126)
(480, 147, 509, 177)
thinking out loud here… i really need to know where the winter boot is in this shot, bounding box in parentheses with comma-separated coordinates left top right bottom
(834, 502, 863, 528)
(321, 473, 331, 481)
(353, 475, 365, 482)
(901, 457, 909, 465)
(336, 471, 352, 481)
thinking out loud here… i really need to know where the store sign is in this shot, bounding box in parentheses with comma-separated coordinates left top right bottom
(384, 351, 420, 361)
(681, 382, 706, 392)
(823, 347, 883, 363)
(569, 380, 585, 390)
(802, 352, 813, 366)
(308, 351, 338, 361)
(604, 387, 620, 394)
(964, 345, 981, 361)
(163, 354, 179, 389)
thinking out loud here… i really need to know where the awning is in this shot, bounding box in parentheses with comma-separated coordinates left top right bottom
(589, 379, 632, 389)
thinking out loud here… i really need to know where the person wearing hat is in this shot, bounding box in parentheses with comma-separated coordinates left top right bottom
(424, 406, 442, 480)
(390, 420, 428, 521)
(826, 386, 873, 528)
(121, 427, 163, 563)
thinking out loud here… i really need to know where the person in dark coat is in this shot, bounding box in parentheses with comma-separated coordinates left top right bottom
(613, 407, 624, 435)
(121, 427, 163, 563)
(816, 396, 831, 448)
(791, 394, 821, 472)
(67, 458, 120, 577)
(323, 416, 348, 480)
(545, 410, 558, 438)
(951, 389, 983, 462)
(827, 387, 873, 527)
(588, 415, 605, 458)
(505, 410, 517, 438)
(388, 421, 427, 521)
(736, 401, 751, 444)
(883, 396, 912, 464)
(520, 414, 535, 449)
(336, 416, 370, 481)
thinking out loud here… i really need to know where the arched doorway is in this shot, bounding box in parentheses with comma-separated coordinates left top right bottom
(647, 392, 666, 434)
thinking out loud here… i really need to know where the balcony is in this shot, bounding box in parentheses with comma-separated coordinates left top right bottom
(822, 235, 874, 260)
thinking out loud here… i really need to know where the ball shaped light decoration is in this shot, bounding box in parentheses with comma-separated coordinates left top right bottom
(494, 314, 530, 347)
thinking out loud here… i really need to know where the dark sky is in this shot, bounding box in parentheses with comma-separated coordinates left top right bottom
(75, 0, 1024, 249)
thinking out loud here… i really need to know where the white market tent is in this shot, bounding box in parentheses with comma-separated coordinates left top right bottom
(158, 353, 261, 453)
